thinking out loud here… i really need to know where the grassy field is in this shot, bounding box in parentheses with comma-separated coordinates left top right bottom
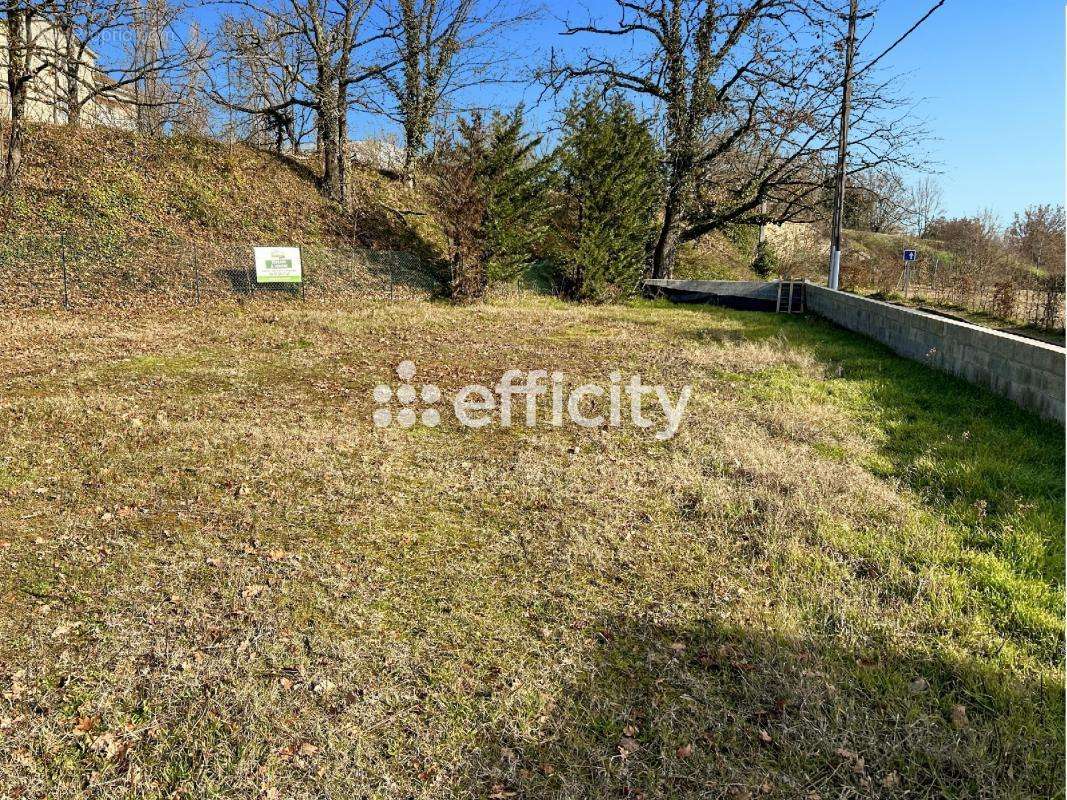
(0, 296, 1062, 799)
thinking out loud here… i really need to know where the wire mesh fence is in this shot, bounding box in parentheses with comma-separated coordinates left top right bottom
(842, 254, 1065, 332)
(903, 269, 1065, 331)
(0, 236, 440, 310)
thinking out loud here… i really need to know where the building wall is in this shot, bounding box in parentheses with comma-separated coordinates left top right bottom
(0, 18, 137, 130)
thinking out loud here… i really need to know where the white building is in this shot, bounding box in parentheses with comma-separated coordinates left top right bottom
(0, 17, 137, 129)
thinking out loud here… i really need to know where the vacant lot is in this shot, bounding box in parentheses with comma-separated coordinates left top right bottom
(0, 297, 1062, 799)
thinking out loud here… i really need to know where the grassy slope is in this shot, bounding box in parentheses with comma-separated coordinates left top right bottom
(0, 297, 1061, 799)
(844, 229, 948, 264)
(0, 124, 446, 302)
(843, 230, 1066, 343)
(676, 232, 758, 282)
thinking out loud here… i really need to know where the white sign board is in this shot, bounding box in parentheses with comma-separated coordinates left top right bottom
(254, 247, 302, 283)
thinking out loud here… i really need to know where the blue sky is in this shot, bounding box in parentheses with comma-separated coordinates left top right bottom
(508, 1, 1065, 222)
(204, 0, 1064, 223)
(854, 1, 1065, 221)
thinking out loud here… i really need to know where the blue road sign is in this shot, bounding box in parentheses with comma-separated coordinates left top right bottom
(903, 249, 918, 262)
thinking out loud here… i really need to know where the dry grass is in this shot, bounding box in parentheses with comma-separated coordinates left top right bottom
(0, 296, 1062, 799)
(0, 125, 448, 308)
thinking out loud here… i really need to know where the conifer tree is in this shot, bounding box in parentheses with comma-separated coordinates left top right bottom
(432, 107, 549, 299)
(549, 91, 662, 301)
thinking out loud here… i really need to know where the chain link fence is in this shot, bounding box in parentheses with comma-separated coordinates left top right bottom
(0, 235, 441, 310)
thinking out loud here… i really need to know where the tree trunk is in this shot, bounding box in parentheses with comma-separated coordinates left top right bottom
(4, 4, 28, 185)
(337, 82, 349, 207)
(403, 120, 421, 188)
(318, 91, 341, 202)
(403, 146, 416, 189)
(651, 189, 682, 279)
(63, 31, 82, 125)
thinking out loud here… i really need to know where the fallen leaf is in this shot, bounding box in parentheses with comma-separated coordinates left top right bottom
(676, 743, 693, 758)
(881, 771, 900, 788)
(834, 747, 866, 774)
(73, 716, 97, 735)
(90, 732, 128, 761)
(950, 704, 968, 729)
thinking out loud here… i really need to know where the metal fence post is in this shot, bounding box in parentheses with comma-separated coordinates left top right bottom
(193, 243, 201, 304)
(60, 238, 70, 311)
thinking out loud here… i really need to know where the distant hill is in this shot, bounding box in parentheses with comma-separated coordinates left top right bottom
(0, 124, 447, 306)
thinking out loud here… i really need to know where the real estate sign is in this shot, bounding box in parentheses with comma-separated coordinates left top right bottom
(254, 247, 302, 283)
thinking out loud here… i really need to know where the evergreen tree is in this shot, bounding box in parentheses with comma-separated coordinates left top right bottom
(549, 91, 662, 301)
(751, 239, 779, 279)
(432, 107, 549, 299)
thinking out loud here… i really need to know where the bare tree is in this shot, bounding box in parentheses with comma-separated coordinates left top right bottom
(31, 0, 189, 132)
(908, 175, 942, 236)
(213, 0, 390, 204)
(1007, 204, 1065, 274)
(219, 15, 314, 150)
(545, 0, 926, 278)
(376, 0, 532, 185)
(171, 19, 210, 135)
(844, 167, 910, 233)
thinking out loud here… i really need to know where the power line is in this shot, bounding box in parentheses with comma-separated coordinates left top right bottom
(826, 0, 947, 290)
(855, 0, 947, 80)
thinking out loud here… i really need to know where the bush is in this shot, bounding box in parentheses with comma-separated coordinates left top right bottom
(546, 91, 662, 302)
(751, 238, 778, 279)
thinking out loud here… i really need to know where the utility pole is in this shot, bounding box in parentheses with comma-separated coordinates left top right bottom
(827, 0, 859, 290)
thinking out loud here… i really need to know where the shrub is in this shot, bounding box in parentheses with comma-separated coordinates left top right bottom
(751, 239, 778, 279)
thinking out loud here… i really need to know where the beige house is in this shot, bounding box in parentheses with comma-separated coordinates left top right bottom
(0, 16, 137, 129)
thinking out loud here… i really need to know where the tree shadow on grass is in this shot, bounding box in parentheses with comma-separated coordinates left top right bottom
(477, 615, 1063, 799)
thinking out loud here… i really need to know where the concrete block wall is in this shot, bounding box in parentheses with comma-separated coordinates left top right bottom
(641, 278, 1065, 423)
(806, 285, 1065, 423)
